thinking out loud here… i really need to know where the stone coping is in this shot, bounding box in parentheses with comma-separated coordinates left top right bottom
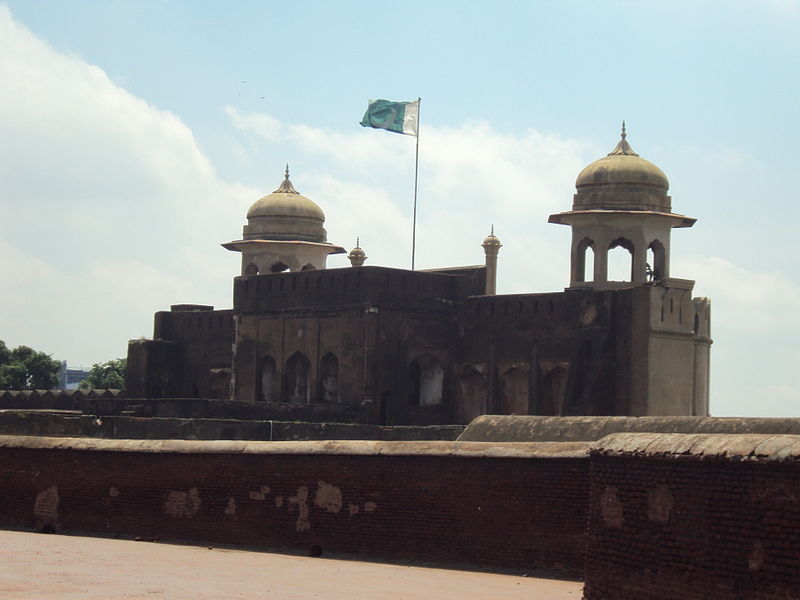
(592, 432, 800, 461)
(459, 415, 800, 442)
(0, 435, 589, 459)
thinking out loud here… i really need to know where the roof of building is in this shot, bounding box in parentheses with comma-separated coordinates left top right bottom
(246, 166, 326, 223)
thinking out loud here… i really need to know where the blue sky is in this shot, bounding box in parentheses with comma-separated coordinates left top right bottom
(1, 1, 798, 416)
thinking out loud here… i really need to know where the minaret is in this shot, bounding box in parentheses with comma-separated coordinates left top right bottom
(548, 123, 695, 290)
(348, 238, 367, 267)
(481, 226, 502, 295)
(222, 165, 345, 274)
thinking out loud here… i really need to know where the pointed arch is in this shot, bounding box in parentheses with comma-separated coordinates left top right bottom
(408, 354, 443, 407)
(245, 263, 259, 275)
(284, 352, 310, 404)
(539, 366, 567, 416)
(455, 365, 487, 424)
(500, 367, 529, 415)
(319, 352, 339, 403)
(258, 355, 276, 402)
(576, 238, 595, 283)
(608, 237, 634, 282)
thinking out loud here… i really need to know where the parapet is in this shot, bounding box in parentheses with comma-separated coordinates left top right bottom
(459, 415, 800, 443)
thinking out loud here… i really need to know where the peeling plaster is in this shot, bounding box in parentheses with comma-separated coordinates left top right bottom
(34, 486, 59, 528)
(288, 487, 310, 532)
(164, 488, 201, 518)
(600, 486, 623, 528)
(363, 501, 377, 512)
(248, 486, 270, 500)
(314, 481, 342, 514)
(224, 497, 237, 516)
(348, 503, 360, 516)
(275, 496, 283, 508)
(647, 485, 673, 524)
(108, 486, 119, 497)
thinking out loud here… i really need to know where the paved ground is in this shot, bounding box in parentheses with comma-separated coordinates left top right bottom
(0, 530, 583, 599)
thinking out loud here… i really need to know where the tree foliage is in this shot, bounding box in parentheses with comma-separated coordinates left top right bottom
(0, 340, 62, 390)
(79, 358, 127, 390)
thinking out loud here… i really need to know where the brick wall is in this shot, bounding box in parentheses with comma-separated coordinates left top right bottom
(584, 433, 800, 600)
(0, 436, 589, 576)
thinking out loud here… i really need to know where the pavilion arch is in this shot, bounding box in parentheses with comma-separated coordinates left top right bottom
(576, 238, 595, 283)
(270, 261, 290, 273)
(301, 263, 316, 271)
(245, 263, 259, 275)
(647, 239, 666, 281)
(608, 237, 634, 282)
(408, 354, 444, 407)
(318, 352, 339, 403)
(258, 355, 277, 402)
(284, 351, 310, 404)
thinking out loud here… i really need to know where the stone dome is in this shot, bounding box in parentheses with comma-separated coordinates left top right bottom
(243, 166, 327, 243)
(572, 125, 672, 213)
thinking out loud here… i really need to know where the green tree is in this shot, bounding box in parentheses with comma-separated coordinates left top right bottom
(79, 358, 127, 390)
(0, 341, 62, 390)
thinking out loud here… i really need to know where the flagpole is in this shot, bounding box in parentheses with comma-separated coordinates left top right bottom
(411, 97, 421, 271)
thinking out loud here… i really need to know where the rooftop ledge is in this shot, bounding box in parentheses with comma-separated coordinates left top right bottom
(548, 209, 696, 228)
(0, 435, 589, 459)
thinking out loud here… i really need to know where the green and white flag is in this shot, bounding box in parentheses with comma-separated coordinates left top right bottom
(360, 99, 419, 136)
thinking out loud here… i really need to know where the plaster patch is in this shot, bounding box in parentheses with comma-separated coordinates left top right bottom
(163, 488, 201, 518)
(224, 497, 237, 516)
(288, 487, 310, 532)
(314, 481, 342, 514)
(348, 503, 360, 516)
(748, 541, 765, 571)
(363, 501, 377, 512)
(599, 486, 624, 528)
(249, 486, 270, 501)
(109, 486, 119, 497)
(275, 496, 283, 507)
(34, 486, 59, 527)
(647, 485, 674, 524)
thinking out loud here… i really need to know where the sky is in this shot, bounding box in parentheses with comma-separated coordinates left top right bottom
(1, 0, 798, 417)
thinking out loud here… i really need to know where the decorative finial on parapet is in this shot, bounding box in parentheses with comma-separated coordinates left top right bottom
(621, 120, 627, 139)
(348, 238, 367, 267)
(482, 225, 501, 249)
(482, 226, 501, 296)
(274, 163, 298, 194)
(607, 121, 639, 157)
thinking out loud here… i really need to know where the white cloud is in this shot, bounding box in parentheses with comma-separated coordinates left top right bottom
(0, 6, 251, 364)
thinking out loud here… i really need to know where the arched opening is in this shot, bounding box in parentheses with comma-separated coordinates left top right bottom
(284, 352, 310, 404)
(576, 238, 595, 283)
(258, 355, 276, 402)
(566, 341, 592, 415)
(301, 263, 316, 271)
(270, 261, 290, 273)
(318, 352, 339, 403)
(608, 238, 634, 282)
(408, 354, 444, 407)
(379, 390, 391, 425)
(647, 240, 665, 282)
(455, 366, 487, 424)
(245, 263, 259, 275)
(539, 366, 567, 416)
(500, 367, 529, 415)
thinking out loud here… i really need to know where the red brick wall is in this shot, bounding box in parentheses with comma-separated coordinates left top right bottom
(584, 434, 800, 600)
(0, 438, 588, 576)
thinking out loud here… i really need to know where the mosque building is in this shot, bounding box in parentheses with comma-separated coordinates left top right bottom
(125, 127, 711, 424)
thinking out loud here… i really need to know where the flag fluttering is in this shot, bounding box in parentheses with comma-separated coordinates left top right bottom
(360, 99, 419, 136)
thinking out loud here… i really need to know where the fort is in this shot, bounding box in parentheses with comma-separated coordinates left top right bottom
(2, 129, 798, 600)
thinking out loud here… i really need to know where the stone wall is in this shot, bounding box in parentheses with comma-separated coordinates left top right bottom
(0, 411, 463, 441)
(0, 436, 588, 576)
(584, 433, 800, 600)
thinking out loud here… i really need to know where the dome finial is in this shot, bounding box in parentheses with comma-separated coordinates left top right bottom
(607, 121, 639, 157)
(274, 164, 298, 194)
(348, 237, 367, 267)
(621, 120, 626, 139)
